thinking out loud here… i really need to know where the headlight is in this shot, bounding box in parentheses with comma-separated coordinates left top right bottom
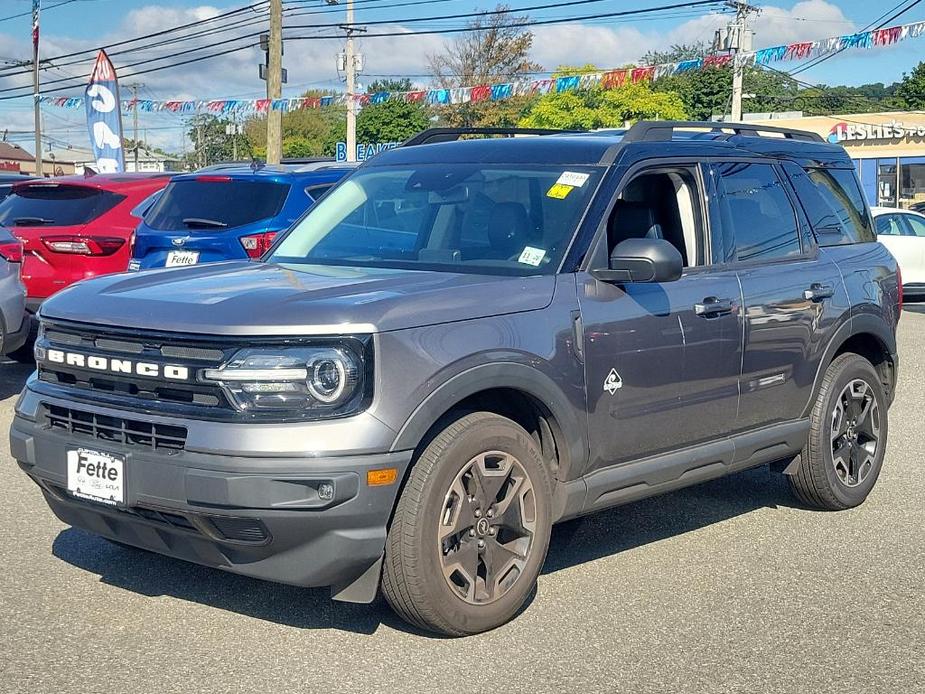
(202, 345, 366, 416)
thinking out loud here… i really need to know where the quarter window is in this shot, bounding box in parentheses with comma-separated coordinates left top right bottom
(714, 163, 802, 262)
(801, 168, 875, 245)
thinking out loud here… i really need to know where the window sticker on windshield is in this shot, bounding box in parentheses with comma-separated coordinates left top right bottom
(556, 171, 590, 188)
(547, 183, 573, 199)
(518, 246, 547, 266)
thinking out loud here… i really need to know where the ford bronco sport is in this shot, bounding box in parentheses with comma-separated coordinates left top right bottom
(11, 122, 901, 636)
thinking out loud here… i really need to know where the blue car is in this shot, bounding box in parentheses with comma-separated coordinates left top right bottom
(130, 162, 354, 270)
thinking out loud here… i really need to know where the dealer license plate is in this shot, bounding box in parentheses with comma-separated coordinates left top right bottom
(166, 250, 200, 267)
(66, 448, 125, 506)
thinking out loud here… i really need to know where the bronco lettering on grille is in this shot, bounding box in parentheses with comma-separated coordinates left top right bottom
(45, 349, 190, 381)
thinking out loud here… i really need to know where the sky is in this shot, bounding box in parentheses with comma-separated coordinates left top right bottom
(0, 0, 923, 155)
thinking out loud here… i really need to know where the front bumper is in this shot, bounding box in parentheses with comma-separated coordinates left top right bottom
(1, 311, 31, 355)
(11, 405, 412, 602)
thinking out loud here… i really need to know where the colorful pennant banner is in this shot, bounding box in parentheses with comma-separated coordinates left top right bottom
(38, 19, 925, 115)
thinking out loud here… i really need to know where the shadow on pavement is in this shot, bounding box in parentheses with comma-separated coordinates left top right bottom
(51, 465, 793, 636)
(0, 359, 33, 400)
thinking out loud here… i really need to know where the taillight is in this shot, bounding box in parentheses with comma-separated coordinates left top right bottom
(42, 236, 125, 256)
(0, 239, 23, 263)
(239, 232, 277, 259)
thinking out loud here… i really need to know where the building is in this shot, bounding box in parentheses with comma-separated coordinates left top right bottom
(744, 111, 925, 209)
(0, 141, 75, 176)
(46, 146, 183, 175)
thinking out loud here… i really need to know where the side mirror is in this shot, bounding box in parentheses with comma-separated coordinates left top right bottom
(591, 238, 683, 284)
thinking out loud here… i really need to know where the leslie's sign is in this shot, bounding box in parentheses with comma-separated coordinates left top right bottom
(828, 120, 925, 144)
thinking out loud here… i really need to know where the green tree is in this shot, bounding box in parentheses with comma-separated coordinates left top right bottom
(519, 69, 687, 129)
(641, 42, 710, 66)
(896, 61, 925, 109)
(245, 89, 344, 159)
(357, 100, 431, 143)
(184, 114, 247, 168)
(366, 78, 414, 94)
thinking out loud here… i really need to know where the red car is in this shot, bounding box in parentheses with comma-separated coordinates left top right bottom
(0, 173, 171, 314)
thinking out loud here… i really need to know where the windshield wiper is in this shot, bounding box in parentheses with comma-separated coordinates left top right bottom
(182, 217, 228, 229)
(12, 216, 55, 226)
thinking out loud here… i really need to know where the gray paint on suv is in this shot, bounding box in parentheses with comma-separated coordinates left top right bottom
(10, 123, 901, 635)
(0, 226, 28, 355)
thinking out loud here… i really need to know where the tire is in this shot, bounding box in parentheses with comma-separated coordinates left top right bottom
(789, 353, 889, 510)
(382, 412, 553, 636)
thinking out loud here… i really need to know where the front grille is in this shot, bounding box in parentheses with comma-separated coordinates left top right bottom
(37, 320, 232, 414)
(45, 404, 187, 451)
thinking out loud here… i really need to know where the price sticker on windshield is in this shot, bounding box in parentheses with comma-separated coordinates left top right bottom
(556, 171, 590, 188)
(547, 183, 573, 199)
(518, 246, 547, 266)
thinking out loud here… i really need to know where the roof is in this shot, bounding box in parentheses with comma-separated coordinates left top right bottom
(872, 206, 925, 217)
(371, 121, 854, 169)
(171, 164, 356, 184)
(0, 142, 38, 162)
(46, 146, 181, 164)
(13, 172, 173, 192)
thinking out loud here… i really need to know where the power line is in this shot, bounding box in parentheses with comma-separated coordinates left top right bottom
(788, 0, 925, 76)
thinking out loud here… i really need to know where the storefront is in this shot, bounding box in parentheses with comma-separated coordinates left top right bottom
(744, 112, 925, 210)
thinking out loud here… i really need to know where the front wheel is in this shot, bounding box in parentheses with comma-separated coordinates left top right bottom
(789, 353, 889, 510)
(381, 412, 553, 636)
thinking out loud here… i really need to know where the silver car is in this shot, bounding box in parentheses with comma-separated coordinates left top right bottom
(0, 227, 29, 358)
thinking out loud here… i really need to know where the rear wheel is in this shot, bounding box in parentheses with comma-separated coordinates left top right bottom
(789, 353, 888, 510)
(381, 412, 553, 636)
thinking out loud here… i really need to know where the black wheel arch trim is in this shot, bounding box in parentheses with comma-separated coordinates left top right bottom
(804, 313, 898, 418)
(389, 362, 587, 483)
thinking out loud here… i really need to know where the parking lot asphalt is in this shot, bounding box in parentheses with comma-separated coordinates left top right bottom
(2, 309, 924, 694)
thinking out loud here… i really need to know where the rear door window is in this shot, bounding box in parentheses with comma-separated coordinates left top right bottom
(713, 162, 802, 262)
(0, 184, 124, 227)
(145, 179, 290, 231)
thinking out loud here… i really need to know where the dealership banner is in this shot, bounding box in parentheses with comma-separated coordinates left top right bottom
(39, 19, 925, 117)
(83, 50, 125, 173)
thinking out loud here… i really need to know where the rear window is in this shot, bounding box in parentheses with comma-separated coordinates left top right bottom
(796, 168, 876, 246)
(145, 179, 290, 231)
(0, 185, 124, 227)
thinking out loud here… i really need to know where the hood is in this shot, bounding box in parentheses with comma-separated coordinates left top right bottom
(39, 261, 556, 335)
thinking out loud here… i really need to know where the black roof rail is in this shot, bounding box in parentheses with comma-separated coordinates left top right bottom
(622, 120, 824, 144)
(402, 127, 578, 147)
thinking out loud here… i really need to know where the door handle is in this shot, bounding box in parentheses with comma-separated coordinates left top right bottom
(804, 283, 835, 302)
(694, 297, 735, 317)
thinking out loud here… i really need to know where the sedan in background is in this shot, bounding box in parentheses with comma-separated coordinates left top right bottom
(873, 206, 925, 298)
(0, 173, 173, 316)
(0, 227, 28, 358)
(130, 162, 354, 270)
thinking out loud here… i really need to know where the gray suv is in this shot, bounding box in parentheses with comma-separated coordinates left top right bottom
(0, 227, 28, 357)
(11, 123, 901, 636)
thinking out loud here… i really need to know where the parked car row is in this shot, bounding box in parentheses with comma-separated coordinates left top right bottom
(0, 160, 354, 359)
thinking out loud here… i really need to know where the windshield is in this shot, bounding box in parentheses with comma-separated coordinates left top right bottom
(144, 178, 290, 231)
(270, 163, 603, 275)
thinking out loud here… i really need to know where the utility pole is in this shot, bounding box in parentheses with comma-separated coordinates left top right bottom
(720, 1, 760, 121)
(127, 83, 143, 171)
(266, 0, 283, 164)
(32, 0, 42, 177)
(345, 0, 357, 163)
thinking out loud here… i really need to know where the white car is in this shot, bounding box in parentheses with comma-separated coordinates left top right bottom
(872, 206, 925, 298)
